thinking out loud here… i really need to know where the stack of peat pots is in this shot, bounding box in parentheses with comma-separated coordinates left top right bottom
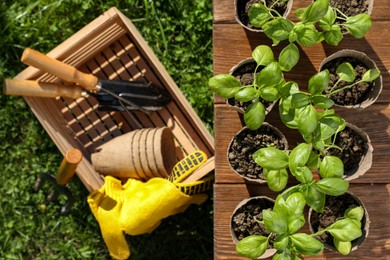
(91, 127, 177, 181)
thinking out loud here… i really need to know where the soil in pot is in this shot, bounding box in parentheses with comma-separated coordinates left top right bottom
(228, 60, 273, 112)
(231, 197, 275, 242)
(309, 193, 368, 249)
(324, 126, 368, 177)
(236, 0, 290, 30)
(322, 57, 374, 106)
(228, 125, 287, 180)
(330, 0, 369, 17)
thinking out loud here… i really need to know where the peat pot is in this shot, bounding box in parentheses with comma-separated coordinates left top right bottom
(227, 123, 288, 183)
(320, 49, 382, 109)
(325, 122, 373, 181)
(308, 191, 370, 254)
(230, 196, 277, 259)
(227, 57, 277, 114)
(234, 0, 293, 32)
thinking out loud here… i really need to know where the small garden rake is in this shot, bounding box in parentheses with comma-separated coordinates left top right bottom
(34, 148, 82, 215)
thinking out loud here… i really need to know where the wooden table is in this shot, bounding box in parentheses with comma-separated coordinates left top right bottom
(213, 0, 390, 259)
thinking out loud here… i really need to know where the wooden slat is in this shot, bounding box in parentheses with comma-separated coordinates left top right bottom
(214, 183, 390, 259)
(212, 22, 390, 104)
(215, 103, 390, 184)
(213, 0, 390, 23)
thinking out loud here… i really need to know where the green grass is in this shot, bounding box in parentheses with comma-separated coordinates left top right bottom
(0, 1, 213, 259)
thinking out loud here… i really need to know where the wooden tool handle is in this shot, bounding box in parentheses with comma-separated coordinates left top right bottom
(21, 48, 99, 91)
(4, 79, 83, 99)
(56, 148, 83, 185)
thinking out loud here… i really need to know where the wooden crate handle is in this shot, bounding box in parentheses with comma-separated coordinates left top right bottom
(4, 79, 83, 99)
(56, 148, 83, 185)
(21, 48, 99, 91)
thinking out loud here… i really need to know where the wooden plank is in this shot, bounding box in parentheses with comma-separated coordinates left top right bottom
(213, 0, 390, 23)
(212, 22, 390, 104)
(214, 183, 390, 259)
(215, 103, 390, 184)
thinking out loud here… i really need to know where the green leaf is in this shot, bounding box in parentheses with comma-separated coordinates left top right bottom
(319, 115, 343, 140)
(273, 250, 293, 260)
(292, 166, 313, 184)
(263, 18, 295, 45)
(294, 24, 323, 46)
(337, 62, 356, 82)
(279, 90, 302, 129)
(279, 43, 300, 72)
(289, 143, 312, 168)
(290, 233, 324, 255)
(265, 169, 289, 191)
(297, 105, 318, 136)
(208, 74, 241, 98)
(308, 70, 330, 95)
(244, 101, 266, 130)
(260, 86, 280, 101)
(253, 147, 289, 170)
(315, 178, 349, 196)
(324, 25, 343, 46)
(334, 239, 352, 255)
(288, 216, 306, 234)
(252, 45, 274, 66)
(248, 4, 272, 29)
(300, 0, 329, 23)
(273, 192, 305, 224)
(279, 81, 296, 98)
(307, 151, 321, 170)
(256, 61, 283, 87)
(326, 218, 362, 242)
(320, 156, 344, 178)
(303, 184, 326, 212)
(274, 235, 289, 251)
(312, 95, 334, 109)
(291, 92, 311, 109)
(294, 8, 305, 20)
(345, 206, 364, 221)
(263, 209, 288, 234)
(344, 14, 372, 38)
(234, 86, 258, 102)
(362, 68, 381, 82)
(319, 6, 336, 31)
(236, 235, 269, 259)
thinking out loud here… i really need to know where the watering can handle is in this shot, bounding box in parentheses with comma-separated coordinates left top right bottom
(56, 148, 83, 185)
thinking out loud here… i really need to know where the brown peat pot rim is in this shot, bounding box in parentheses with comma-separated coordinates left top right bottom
(319, 49, 383, 109)
(234, 0, 294, 33)
(342, 122, 373, 181)
(230, 196, 277, 259)
(308, 191, 370, 254)
(227, 122, 288, 184)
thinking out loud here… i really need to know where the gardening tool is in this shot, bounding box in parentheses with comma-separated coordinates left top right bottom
(16, 48, 171, 113)
(4, 79, 171, 112)
(87, 150, 214, 259)
(34, 148, 82, 215)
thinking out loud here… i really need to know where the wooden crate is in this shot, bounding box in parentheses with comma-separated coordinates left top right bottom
(14, 7, 214, 192)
